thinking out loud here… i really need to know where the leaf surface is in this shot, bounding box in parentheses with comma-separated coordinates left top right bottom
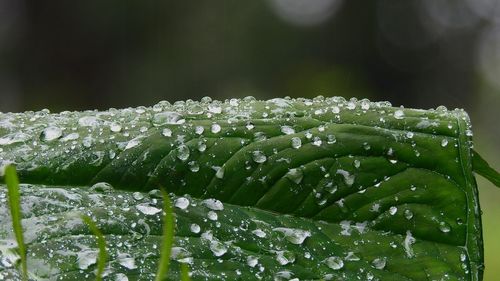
(0, 97, 485, 280)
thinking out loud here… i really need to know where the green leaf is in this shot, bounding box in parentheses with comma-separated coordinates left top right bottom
(472, 150, 500, 188)
(155, 189, 175, 281)
(81, 215, 108, 281)
(0, 97, 487, 280)
(3, 165, 27, 281)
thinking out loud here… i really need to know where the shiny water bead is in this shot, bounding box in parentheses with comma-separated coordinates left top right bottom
(176, 145, 190, 161)
(40, 126, 63, 142)
(372, 258, 387, 269)
(211, 123, 221, 134)
(280, 126, 295, 135)
(325, 256, 344, 270)
(394, 110, 405, 119)
(252, 150, 267, 163)
(291, 137, 302, 149)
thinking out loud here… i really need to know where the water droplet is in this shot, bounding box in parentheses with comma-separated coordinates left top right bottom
(117, 253, 137, 269)
(389, 206, 398, 215)
(406, 132, 414, 138)
(207, 211, 218, 221)
(162, 128, 172, 137)
(394, 110, 405, 119)
(345, 252, 360, 261)
(211, 123, 221, 134)
(195, 126, 204, 135)
(188, 161, 200, 172)
(132, 192, 144, 200)
(209, 241, 227, 257)
(152, 112, 185, 126)
(353, 160, 361, 168)
(90, 182, 114, 193)
(361, 100, 371, 110)
(312, 137, 322, 146)
(176, 145, 190, 161)
(252, 150, 267, 163)
(208, 103, 222, 114)
(214, 166, 225, 179)
(40, 126, 63, 142)
(136, 203, 162, 215)
(197, 140, 207, 152)
(325, 256, 344, 270)
(77, 250, 97, 269)
(441, 139, 448, 147)
(404, 230, 416, 258)
(336, 169, 355, 186)
(291, 137, 302, 149)
(465, 129, 473, 137)
(61, 132, 79, 142)
(252, 229, 266, 238)
(247, 256, 258, 267)
(404, 209, 414, 220)
(273, 227, 311, 245)
(202, 198, 224, 210)
(246, 123, 255, 130)
(327, 134, 336, 144)
(174, 197, 190, 209)
(286, 168, 303, 184)
(78, 116, 100, 127)
(125, 137, 142, 150)
(370, 258, 386, 270)
(439, 221, 451, 233)
(281, 126, 295, 135)
(190, 223, 201, 234)
(110, 122, 122, 132)
(275, 250, 295, 265)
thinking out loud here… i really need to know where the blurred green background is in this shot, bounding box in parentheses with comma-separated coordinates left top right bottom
(0, 0, 498, 278)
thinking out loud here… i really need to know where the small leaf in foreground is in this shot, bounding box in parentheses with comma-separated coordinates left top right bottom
(81, 215, 107, 281)
(3, 165, 27, 281)
(155, 189, 176, 281)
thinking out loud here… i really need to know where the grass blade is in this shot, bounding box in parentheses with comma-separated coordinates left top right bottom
(81, 215, 107, 281)
(473, 149, 500, 187)
(180, 263, 191, 281)
(4, 165, 27, 281)
(155, 189, 175, 281)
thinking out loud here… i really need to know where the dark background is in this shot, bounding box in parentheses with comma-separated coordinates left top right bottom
(0, 0, 499, 277)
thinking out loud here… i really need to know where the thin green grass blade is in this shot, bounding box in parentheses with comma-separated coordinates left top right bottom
(180, 263, 191, 281)
(154, 189, 175, 281)
(472, 150, 500, 187)
(3, 165, 27, 281)
(81, 215, 107, 281)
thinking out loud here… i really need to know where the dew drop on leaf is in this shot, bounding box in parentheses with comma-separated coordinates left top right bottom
(389, 206, 398, 215)
(209, 241, 227, 257)
(291, 137, 302, 149)
(190, 223, 201, 234)
(280, 126, 295, 135)
(286, 168, 303, 184)
(371, 257, 386, 269)
(441, 139, 448, 147)
(439, 221, 451, 233)
(162, 128, 172, 137)
(211, 123, 221, 134)
(247, 256, 258, 267)
(109, 122, 122, 132)
(152, 112, 185, 126)
(176, 145, 190, 161)
(202, 198, 224, 210)
(40, 126, 63, 142)
(394, 110, 405, 119)
(325, 256, 344, 270)
(174, 197, 190, 210)
(252, 150, 267, 163)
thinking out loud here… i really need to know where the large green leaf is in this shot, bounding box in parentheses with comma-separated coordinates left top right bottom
(0, 97, 486, 280)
